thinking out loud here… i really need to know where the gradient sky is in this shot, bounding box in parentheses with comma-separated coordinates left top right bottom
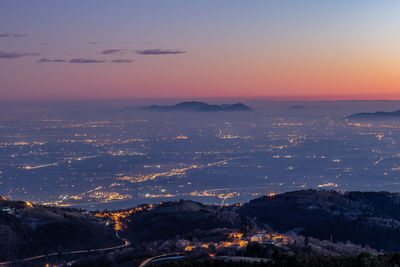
(1, 0, 400, 100)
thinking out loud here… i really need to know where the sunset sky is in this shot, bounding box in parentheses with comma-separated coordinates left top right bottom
(1, 0, 400, 100)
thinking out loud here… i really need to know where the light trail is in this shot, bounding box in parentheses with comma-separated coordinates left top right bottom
(374, 157, 385, 166)
(23, 163, 57, 170)
(0, 232, 129, 266)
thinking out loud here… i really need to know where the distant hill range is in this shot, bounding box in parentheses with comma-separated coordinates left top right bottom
(347, 109, 400, 119)
(123, 101, 254, 112)
(290, 105, 305, 109)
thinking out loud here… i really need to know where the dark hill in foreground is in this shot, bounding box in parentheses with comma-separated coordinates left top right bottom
(5, 190, 400, 265)
(72, 191, 400, 266)
(122, 191, 400, 252)
(122, 200, 242, 242)
(119, 190, 400, 252)
(239, 190, 400, 252)
(0, 199, 121, 261)
(123, 101, 254, 112)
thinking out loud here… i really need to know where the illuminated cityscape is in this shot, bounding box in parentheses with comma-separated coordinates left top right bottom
(2, 100, 400, 210)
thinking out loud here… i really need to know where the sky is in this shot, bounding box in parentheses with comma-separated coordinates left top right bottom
(1, 0, 400, 101)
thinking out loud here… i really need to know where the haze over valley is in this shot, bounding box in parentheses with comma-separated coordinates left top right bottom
(2, 99, 400, 210)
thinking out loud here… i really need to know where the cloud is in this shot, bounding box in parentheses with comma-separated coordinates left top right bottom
(13, 34, 28, 37)
(135, 49, 186, 55)
(0, 51, 40, 59)
(88, 41, 105, 45)
(111, 59, 135, 63)
(101, 49, 126, 55)
(38, 58, 66, 63)
(69, 58, 105, 63)
(38, 58, 135, 64)
(0, 33, 28, 38)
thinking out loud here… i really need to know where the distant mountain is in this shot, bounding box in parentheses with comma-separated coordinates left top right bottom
(347, 109, 400, 119)
(123, 101, 254, 112)
(290, 105, 305, 109)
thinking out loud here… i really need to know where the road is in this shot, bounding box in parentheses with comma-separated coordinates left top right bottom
(139, 254, 271, 266)
(139, 253, 184, 267)
(215, 255, 271, 263)
(0, 232, 129, 266)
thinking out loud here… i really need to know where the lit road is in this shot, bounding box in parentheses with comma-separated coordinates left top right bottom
(215, 255, 271, 263)
(139, 254, 270, 266)
(139, 253, 185, 267)
(0, 232, 129, 266)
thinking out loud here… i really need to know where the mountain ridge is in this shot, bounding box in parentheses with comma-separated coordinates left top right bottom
(123, 101, 254, 112)
(347, 109, 400, 119)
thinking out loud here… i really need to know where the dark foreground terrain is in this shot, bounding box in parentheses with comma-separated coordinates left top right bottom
(3, 190, 400, 266)
(149, 253, 400, 267)
(239, 190, 400, 252)
(0, 198, 122, 263)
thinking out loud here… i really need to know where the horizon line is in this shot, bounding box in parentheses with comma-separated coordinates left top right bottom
(2, 95, 400, 102)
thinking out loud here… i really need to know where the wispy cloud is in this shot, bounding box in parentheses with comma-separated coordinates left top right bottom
(111, 59, 135, 63)
(0, 33, 28, 38)
(136, 49, 186, 55)
(69, 58, 105, 63)
(0, 51, 40, 59)
(101, 49, 126, 55)
(37, 58, 135, 64)
(38, 58, 66, 63)
(13, 33, 28, 37)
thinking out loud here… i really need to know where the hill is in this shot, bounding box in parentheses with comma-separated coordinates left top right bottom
(347, 109, 400, 119)
(290, 105, 305, 109)
(6, 191, 400, 265)
(239, 190, 400, 252)
(123, 101, 254, 112)
(122, 200, 242, 242)
(0, 199, 121, 261)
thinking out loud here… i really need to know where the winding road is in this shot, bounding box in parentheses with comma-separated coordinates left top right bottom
(0, 232, 129, 266)
(139, 253, 185, 267)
